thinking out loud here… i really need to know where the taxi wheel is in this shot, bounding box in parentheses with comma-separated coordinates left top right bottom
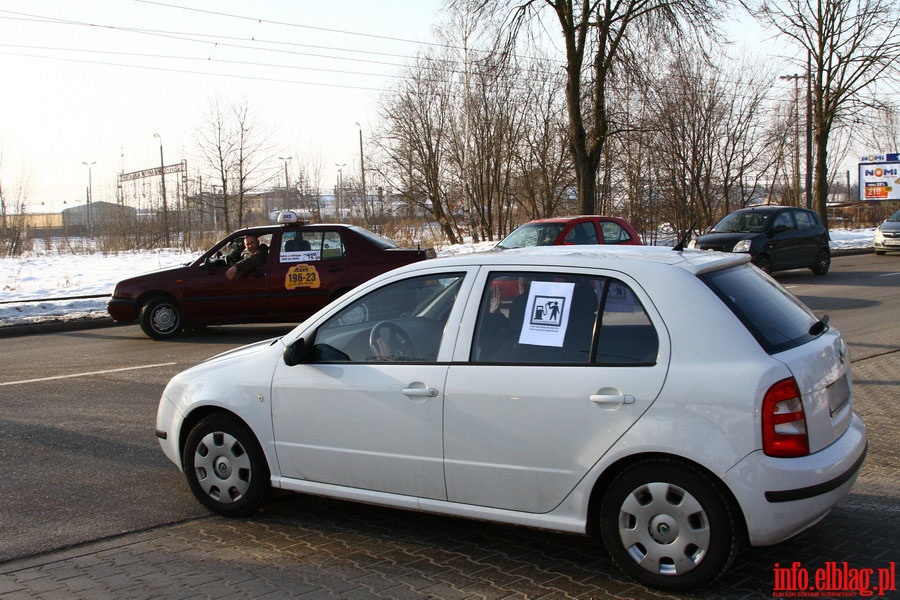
(183, 414, 269, 518)
(139, 296, 184, 340)
(599, 460, 739, 592)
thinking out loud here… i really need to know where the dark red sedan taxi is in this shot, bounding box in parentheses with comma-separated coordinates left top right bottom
(108, 211, 435, 339)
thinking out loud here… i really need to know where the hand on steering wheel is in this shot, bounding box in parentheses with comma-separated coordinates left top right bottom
(369, 321, 419, 361)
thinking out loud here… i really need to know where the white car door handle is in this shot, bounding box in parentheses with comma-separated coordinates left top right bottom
(402, 387, 439, 398)
(590, 393, 635, 405)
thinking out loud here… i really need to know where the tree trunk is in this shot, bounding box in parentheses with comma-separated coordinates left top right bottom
(575, 156, 596, 214)
(813, 125, 831, 230)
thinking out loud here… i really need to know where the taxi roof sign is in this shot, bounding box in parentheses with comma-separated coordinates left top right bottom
(276, 210, 309, 225)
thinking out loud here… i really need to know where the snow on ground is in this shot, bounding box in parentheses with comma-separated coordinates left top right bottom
(0, 229, 877, 327)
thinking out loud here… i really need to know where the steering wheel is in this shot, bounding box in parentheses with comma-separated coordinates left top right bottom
(369, 321, 419, 361)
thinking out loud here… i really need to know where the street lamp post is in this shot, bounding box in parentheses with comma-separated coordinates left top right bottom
(278, 156, 292, 208)
(355, 123, 368, 222)
(153, 133, 170, 246)
(335, 163, 346, 219)
(780, 73, 807, 208)
(82, 161, 96, 236)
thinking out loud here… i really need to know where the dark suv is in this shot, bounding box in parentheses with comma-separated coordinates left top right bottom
(108, 212, 434, 340)
(690, 206, 830, 275)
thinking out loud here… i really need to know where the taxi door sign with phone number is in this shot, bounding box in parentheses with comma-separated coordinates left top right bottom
(285, 264, 320, 289)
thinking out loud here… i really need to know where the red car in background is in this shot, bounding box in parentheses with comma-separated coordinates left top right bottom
(492, 216, 643, 300)
(108, 211, 435, 340)
(496, 215, 642, 249)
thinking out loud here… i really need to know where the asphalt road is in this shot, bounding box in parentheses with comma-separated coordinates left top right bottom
(0, 323, 295, 563)
(0, 253, 897, 599)
(776, 253, 899, 361)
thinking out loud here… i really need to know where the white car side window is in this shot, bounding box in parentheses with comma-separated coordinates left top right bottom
(313, 273, 464, 363)
(472, 272, 657, 365)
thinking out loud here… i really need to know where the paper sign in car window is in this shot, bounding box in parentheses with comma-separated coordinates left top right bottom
(518, 281, 574, 347)
(285, 264, 320, 290)
(280, 250, 321, 263)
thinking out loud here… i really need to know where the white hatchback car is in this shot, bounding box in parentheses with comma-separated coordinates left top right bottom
(156, 246, 867, 592)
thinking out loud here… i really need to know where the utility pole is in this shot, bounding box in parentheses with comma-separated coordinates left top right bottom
(279, 156, 292, 208)
(805, 52, 813, 210)
(356, 124, 368, 222)
(335, 163, 345, 219)
(82, 161, 96, 236)
(780, 74, 804, 207)
(846, 171, 851, 205)
(153, 133, 170, 246)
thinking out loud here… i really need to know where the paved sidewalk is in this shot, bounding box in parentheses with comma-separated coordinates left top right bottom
(0, 354, 896, 600)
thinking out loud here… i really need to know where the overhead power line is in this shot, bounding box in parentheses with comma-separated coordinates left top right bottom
(132, 0, 452, 49)
(0, 49, 386, 91)
(0, 42, 414, 76)
(0, 5, 812, 105)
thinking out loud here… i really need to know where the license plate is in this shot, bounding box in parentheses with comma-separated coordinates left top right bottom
(885, 240, 900, 246)
(827, 374, 851, 416)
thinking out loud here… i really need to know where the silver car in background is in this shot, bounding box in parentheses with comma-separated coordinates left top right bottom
(874, 209, 900, 255)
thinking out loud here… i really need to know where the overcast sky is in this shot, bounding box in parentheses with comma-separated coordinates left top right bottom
(1, 0, 794, 215)
(0, 0, 447, 212)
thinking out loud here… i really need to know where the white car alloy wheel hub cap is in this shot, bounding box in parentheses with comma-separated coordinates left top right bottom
(618, 482, 710, 575)
(194, 432, 252, 503)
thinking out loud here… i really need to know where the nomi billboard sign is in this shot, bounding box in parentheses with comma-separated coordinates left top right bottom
(859, 153, 900, 201)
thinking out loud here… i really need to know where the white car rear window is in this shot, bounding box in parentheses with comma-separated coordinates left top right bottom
(699, 264, 820, 354)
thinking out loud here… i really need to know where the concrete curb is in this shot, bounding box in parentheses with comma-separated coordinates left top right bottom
(832, 246, 873, 256)
(0, 317, 120, 338)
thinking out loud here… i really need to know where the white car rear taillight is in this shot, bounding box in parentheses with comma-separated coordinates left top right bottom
(762, 378, 809, 458)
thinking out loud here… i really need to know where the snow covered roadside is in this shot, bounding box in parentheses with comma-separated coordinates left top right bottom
(0, 230, 876, 328)
(1, 249, 202, 327)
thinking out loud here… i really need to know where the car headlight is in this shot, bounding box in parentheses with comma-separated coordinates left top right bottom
(733, 239, 752, 253)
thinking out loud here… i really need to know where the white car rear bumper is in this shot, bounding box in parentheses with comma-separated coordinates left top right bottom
(723, 412, 867, 546)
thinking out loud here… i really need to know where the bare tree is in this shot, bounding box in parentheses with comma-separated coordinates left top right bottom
(653, 54, 729, 232)
(865, 102, 900, 158)
(642, 50, 774, 235)
(597, 37, 670, 239)
(0, 167, 31, 257)
(757, 103, 795, 204)
(196, 96, 272, 230)
(377, 4, 574, 243)
(197, 99, 236, 231)
(378, 53, 462, 244)
(715, 60, 772, 216)
(232, 100, 274, 226)
(512, 59, 571, 225)
(468, 0, 725, 215)
(0, 144, 6, 237)
(444, 22, 527, 242)
(292, 146, 326, 221)
(743, 0, 900, 227)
